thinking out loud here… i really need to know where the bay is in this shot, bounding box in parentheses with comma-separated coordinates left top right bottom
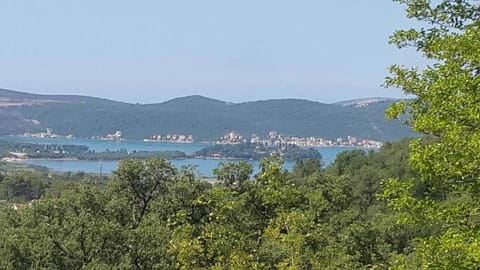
(17, 158, 297, 177)
(0, 136, 210, 154)
(2, 136, 362, 176)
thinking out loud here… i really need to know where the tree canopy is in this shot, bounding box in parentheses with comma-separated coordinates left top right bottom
(384, 0, 480, 268)
(0, 141, 418, 269)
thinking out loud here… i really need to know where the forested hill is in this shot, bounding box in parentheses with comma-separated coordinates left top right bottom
(0, 88, 413, 141)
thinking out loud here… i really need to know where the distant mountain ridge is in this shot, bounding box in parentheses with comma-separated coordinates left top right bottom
(334, 97, 397, 107)
(0, 88, 413, 141)
(0, 88, 127, 105)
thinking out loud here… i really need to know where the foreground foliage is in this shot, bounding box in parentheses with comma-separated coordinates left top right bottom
(384, 0, 480, 268)
(0, 141, 419, 269)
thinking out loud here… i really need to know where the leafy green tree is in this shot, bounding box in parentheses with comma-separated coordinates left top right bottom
(213, 161, 253, 187)
(255, 155, 306, 211)
(0, 172, 49, 202)
(384, 0, 480, 268)
(291, 157, 322, 179)
(0, 181, 127, 269)
(111, 158, 178, 227)
(0, 158, 187, 269)
(328, 150, 368, 176)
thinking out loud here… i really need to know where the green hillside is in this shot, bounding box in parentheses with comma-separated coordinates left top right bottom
(0, 88, 413, 141)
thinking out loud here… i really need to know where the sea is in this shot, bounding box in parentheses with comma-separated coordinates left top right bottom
(1, 136, 363, 177)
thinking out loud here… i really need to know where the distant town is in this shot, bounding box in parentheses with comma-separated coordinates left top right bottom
(144, 133, 194, 143)
(20, 129, 383, 148)
(143, 131, 382, 148)
(214, 131, 383, 148)
(20, 128, 75, 139)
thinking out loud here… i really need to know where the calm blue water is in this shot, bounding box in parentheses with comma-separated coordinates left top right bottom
(17, 159, 297, 177)
(0, 136, 209, 154)
(2, 136, 361, 176)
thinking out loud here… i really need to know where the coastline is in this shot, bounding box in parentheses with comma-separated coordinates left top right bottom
(4, 156, 246, 163)
(1, 146, 368, 163)
(2, 157, 79, 162)
(2, 135, 381, 149)
(0, 137, 366, 177)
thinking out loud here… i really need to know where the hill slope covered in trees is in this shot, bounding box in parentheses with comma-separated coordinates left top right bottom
(0, 88, 412, 141)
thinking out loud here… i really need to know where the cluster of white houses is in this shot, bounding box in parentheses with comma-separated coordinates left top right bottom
(21, 128, 74, 139)
(20, 128, 382, 148)
(144, 133, 194, 143)
(217, 131, 383, 148)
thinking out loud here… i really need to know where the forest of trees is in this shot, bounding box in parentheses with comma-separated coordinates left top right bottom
(193, 142, 322, 160)
(0, 0, 479, 268)
(0, 140, 418, 269)
(0, 141, 187, 161)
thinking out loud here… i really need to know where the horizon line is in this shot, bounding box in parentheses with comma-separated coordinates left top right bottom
(0, 87, 403, 105)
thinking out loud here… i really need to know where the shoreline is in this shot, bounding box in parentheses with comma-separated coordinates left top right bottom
(3, 154, 326, 163)
(2, 157, 79, 162)
(2, 135, 381, 149)
(4, 156, 250, 163)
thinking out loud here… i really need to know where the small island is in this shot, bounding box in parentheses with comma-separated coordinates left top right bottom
(193, 142, 322, 160)
(0, 141, 186, 161)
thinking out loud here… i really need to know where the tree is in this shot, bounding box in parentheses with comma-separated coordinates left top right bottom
(112, 158, 178, 227)
(0, 159, 196, 269)
(383, 0, 480, 268)
(291, 158, 322, 179)
(0, 181, 129, 269)
(0, 172, 49, 202)
(213, 161, 253, 188)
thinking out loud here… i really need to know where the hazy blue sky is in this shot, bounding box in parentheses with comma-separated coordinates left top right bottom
(0, 1, 423, 104)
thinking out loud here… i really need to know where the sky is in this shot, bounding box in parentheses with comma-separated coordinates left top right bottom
(0, 1, 424, 104)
